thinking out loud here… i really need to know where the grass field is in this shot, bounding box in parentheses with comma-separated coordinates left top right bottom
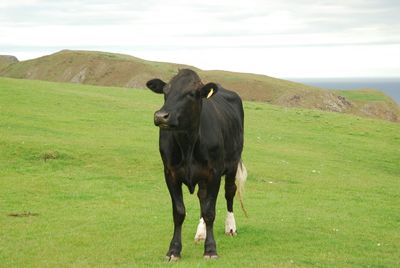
(0, 77, 399, 267)
(336, 89, 389, 102)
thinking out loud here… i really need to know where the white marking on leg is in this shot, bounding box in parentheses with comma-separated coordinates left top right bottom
(194, 217, 206, 242)
(225, 212, 237, 236)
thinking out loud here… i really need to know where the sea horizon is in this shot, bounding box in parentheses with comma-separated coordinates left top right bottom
(288, 77, 400, 104)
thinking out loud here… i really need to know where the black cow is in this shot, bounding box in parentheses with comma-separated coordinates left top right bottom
(146, 69, 247, 261)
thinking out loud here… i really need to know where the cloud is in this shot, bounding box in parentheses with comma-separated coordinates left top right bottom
(2, 0, 399, 41)
(0, 1, 153, 26)
(0, 0, 399, 77)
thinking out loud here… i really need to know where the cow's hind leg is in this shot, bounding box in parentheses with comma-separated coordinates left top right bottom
(225, 168, 237, 236)
(165, 169, 185, 261)
(198, 175, 221, 259)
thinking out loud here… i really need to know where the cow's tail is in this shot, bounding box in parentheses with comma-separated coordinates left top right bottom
(235, 159, 248, 217)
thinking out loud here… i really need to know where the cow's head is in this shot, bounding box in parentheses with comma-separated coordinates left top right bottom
(146, 69, 218, 130)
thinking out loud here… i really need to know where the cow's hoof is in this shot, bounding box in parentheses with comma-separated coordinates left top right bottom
(195, 237, 205, 244)
(194, 233, 205, 244)
(225, 212, 237, 236)
(204, 254, 218, 260)
(165, 255, 180, 262)
(225, 229, 237, 236)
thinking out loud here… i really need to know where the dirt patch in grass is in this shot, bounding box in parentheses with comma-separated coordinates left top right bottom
(8, 211, 39, 217)
(40, 150, 59, 162)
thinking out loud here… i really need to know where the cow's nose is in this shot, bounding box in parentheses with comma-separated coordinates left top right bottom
(154, 110, 170, 125)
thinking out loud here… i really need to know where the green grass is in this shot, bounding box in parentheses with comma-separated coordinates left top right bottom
(337, 89, 389, 102)
(0, 77, 399, 267)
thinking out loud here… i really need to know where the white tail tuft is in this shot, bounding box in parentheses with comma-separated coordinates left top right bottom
(235, 160, 248, 217)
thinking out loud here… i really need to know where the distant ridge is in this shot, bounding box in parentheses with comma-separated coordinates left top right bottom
(0, 55, 18, 72)
(0, 50, 398, 122)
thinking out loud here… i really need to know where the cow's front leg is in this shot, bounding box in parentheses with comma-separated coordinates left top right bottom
(165, 169, 185, 261)
(197, 174, 221, 259)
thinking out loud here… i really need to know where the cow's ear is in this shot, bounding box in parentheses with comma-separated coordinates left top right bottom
(146, 79, 166, 94)
(200, 83, 218, 99)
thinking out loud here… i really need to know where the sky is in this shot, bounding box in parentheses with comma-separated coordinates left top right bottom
(0, 0, 399, 78)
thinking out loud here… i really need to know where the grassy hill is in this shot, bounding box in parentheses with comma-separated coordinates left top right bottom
(1, 50, 398, 122)
(1, 77, 399, 267)
(0, 55, 18, 72)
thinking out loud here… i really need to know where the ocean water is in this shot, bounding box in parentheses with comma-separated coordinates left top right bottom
(290, 78, 400, 104)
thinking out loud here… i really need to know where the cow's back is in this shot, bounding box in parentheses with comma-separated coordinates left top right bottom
(199, 87, 244, 165)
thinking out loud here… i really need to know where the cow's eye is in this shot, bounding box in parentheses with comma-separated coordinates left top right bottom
(188, 91, 196, 98)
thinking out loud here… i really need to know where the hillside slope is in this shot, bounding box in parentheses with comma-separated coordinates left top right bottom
(0, 55, 18, 72)
(1, 50, 398, 122)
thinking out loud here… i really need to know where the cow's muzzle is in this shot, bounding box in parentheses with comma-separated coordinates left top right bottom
(154, 110, 171, 128)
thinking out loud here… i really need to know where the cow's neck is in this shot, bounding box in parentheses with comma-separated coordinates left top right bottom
(173, 128, 199, 161)
(173, 129, 199, 194)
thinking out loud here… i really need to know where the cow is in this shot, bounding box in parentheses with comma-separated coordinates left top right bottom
(146, 69, 247, 261)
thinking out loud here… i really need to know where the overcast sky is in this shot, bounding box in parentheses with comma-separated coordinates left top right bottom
(1, 0, 399, 78)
